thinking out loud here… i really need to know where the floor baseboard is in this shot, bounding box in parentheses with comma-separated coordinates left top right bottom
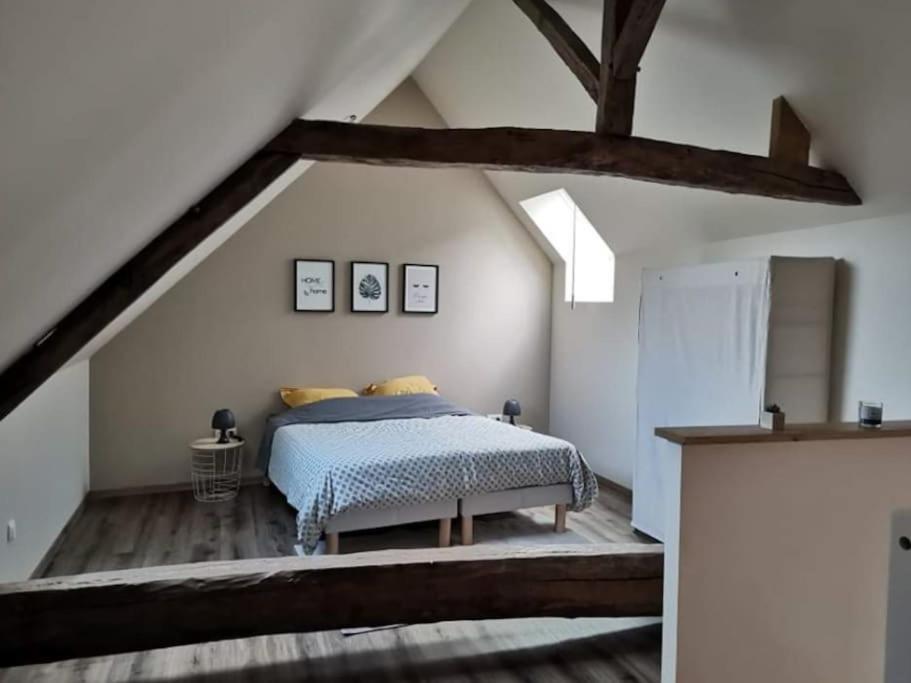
(87, 476, 265, 500)
(30, 495, 88, 579)
(595, 474, 632, 502)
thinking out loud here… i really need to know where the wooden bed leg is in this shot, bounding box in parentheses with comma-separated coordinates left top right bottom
(325, 532, 340, 555)
(438, 518, 452, 548)
(460, 514, 474, 546)
(555, 504, 567, 533)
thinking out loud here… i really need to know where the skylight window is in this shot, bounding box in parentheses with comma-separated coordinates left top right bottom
(520, 189, 614, 304)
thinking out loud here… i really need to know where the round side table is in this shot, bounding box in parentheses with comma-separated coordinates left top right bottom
(189, 437, 245, 502)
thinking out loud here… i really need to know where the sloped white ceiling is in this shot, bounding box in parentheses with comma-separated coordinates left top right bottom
(415, 0, 911, 256)
(0, 0, 468, 373)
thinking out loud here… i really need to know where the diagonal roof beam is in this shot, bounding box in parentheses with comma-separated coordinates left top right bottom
(511, 0, 665, 135)
(0, 128, 300, 422)
(266, 119, 860, 206)
(513, 0, 600, 102)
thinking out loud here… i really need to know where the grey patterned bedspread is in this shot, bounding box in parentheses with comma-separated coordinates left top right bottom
(261, 395, 598, 553)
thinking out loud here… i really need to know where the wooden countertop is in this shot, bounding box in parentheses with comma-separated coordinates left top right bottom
(655, 420, 911, 445)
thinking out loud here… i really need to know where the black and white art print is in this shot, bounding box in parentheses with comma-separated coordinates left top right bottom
(351, 261, 389, 313)
(402, 263, 439, 314)
(294, 259, 334, 312)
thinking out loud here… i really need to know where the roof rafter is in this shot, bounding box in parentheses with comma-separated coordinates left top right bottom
(0, 131, 300, 422)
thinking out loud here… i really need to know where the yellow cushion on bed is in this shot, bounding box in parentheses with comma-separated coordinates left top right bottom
(362, 375, 438, 397)
(280, 387, 358, 408)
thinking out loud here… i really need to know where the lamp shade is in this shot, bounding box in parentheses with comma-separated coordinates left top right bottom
(211, 409, 236, 443)
(502, 399, 521, 425)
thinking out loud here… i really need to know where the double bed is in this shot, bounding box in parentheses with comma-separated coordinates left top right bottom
(257, 394, 598, 554)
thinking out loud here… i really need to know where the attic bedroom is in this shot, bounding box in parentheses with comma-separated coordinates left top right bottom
(1, 1, 910, 682)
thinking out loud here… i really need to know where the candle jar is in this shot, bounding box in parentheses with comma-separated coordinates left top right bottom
(858, 401, 883, 429)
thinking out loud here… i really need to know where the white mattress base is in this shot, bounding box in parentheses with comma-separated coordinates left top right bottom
(322, 485, 574, 537)
(459, 484, 573, 517)
(325, 499, 457, 534)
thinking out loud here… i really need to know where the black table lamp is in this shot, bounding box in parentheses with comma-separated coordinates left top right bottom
(212, 409, 236, 444)
(502, 399, 521, 425)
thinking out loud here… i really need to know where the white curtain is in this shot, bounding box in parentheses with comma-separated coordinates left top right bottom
(633, 259, 771, 540)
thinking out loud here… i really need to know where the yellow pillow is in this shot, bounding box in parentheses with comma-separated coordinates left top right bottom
(362, 375, 438, 397)
(280, 387, 358, 408)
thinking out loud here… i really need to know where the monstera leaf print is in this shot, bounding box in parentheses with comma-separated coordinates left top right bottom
(358, 274, 382, 300)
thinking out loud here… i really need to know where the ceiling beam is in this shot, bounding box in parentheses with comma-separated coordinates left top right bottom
(0, 544, 663, 667)
(597, 0, 665, 136)
(266, 119, 861, 206)
(769, 96, 811, 165)
(512, 0, 601, 102)
(0, 132, 300, 422)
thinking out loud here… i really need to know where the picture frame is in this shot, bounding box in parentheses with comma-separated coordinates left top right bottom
(294, 259, 335, 312)
(402, 263, 439, 314)
(350, 261, 389, 313)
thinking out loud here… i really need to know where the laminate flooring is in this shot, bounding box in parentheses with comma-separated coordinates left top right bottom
(2, 482, 661, 682)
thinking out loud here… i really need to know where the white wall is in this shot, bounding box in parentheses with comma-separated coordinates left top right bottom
(550, 211, 911, 486)
(0, 361, 90, 581)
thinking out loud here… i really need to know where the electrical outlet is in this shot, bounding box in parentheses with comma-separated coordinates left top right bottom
(6, 519, 16, 543)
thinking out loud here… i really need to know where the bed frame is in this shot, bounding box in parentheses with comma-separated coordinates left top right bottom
(321, 484, 573, 554)
(458, 483, 572, 545)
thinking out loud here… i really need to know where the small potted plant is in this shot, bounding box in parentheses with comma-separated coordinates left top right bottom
(760, 403, 785, 431)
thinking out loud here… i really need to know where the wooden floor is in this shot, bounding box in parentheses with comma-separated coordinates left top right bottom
(2, 483, 661, 682)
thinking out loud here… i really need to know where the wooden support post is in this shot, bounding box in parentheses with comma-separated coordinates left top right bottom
(438, 518, 452, 548)
(769, 96, 811, 165)
(0, 544, 663, 667)
(325, 532, 340, 555)
(597, 0, 636, 136)
(555, 504, 568, 533)
(461, 514, 474, 545)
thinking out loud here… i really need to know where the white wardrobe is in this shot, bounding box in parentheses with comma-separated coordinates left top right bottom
(633, 256, 836, 540)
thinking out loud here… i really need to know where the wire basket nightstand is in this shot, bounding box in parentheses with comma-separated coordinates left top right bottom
(189, 437, 245, 502)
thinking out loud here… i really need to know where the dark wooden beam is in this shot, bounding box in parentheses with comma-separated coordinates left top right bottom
(597, 0, 636, 135)
(513, 0, 601, 102)
(0, 544, 663, 667)
(597, 0, 665, 136)
(612, 0, 666, 79)
(266, 119, 861, 206)
(769, 96, 811, 165)
(0, 133, 299, 422)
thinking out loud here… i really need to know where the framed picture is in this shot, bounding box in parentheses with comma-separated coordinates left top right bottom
(402, 263, 439, 314)
(351, 261, 389, 313)
(294, 259, 334, 312)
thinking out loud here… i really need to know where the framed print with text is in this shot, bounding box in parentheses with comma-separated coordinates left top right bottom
(294, 259, 334, 312)
(402, 263, 438, 314)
